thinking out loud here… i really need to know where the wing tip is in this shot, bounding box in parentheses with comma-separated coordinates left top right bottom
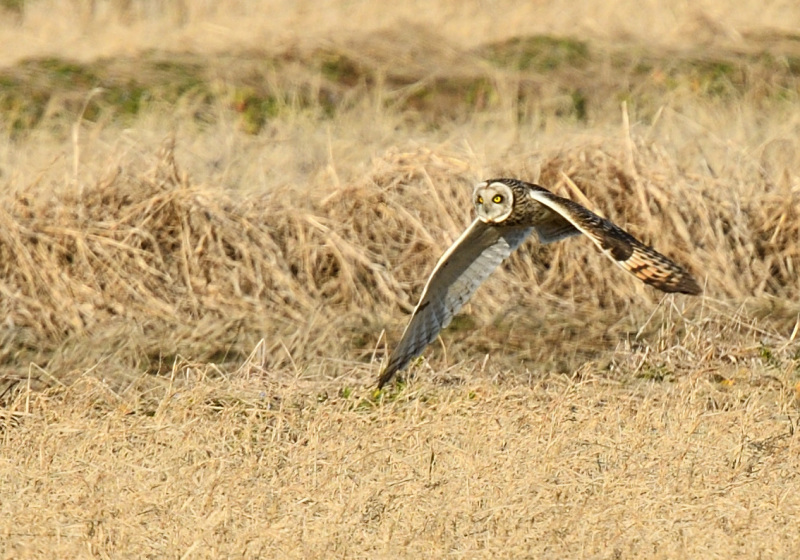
(645, 269, 702, 295)
(377, 355, 406, 388)
(376, 366, 396, 389)
(672, 273, 702, 296)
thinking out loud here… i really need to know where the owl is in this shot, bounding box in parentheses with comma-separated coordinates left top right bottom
(377, 178, 701, 388)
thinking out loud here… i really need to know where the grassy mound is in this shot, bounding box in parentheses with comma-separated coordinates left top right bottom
(1, 134, 797, 395)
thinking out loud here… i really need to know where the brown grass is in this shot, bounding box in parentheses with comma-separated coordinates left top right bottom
(1, 133, 797, 389)
(1, 1, 800, 558)
(3, 369, 800, 558)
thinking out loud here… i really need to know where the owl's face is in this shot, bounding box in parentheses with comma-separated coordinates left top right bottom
(473, 181, 514, 224)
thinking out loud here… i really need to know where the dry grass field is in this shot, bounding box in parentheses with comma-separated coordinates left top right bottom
(1, 1, 800, 558)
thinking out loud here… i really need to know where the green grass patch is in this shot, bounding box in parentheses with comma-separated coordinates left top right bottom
(2, 36, 800, 137)
(482, 35, 590, 72)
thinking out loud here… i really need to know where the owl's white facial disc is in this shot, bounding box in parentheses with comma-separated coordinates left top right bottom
(473, 182, 514, 224)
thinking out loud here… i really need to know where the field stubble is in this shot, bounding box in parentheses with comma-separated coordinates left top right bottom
(1, 4, 800, 558)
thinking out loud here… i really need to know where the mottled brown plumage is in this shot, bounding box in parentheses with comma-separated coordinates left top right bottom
(378, 178, 700, 388)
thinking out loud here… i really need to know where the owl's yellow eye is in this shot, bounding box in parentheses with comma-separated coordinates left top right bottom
(492, 195, 503, 203)
(476, 196, 483, 204)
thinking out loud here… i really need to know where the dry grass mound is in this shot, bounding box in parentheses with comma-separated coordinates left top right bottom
(1, 132, 798, 395)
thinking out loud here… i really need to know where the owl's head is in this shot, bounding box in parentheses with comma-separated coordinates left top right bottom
(473, 181, 515, 224)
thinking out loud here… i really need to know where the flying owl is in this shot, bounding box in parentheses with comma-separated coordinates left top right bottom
(377, 178, 701, 388)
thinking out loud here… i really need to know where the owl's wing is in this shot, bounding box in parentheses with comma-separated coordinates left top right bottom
(527, 190, 701, 295)
(378, 220, 532, 388)
(531, 211, 581, 244)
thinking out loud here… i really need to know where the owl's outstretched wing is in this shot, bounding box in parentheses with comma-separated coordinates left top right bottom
(531, 209, 581, 244)
(527, 190, 701, 295)
(378, 220, 532, 388)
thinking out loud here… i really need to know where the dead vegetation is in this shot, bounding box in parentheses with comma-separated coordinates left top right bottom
(1, 1, 800, 558)
(1, 132, 798, 393)
(1, 367, 798, 558)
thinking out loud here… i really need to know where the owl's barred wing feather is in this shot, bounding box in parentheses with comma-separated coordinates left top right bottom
(527, 190, 701, 295)
(378, 220, 532, 388)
